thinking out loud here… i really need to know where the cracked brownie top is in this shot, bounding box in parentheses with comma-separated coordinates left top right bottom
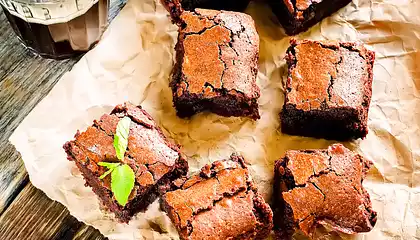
(174, 9, 260, 100)
(275, 144, 377, 238)
(66, 102, 182, 192)
(161, 155, 273, 240)
(285, 39, 374, 111)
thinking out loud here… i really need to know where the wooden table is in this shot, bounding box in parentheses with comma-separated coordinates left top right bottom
(0, 1, 125, 239)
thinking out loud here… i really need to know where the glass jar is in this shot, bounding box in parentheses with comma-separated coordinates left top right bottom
(1, 0, 109, 59)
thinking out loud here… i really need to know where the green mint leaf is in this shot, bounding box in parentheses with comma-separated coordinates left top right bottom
(98, 162, 120, 179)
(114, 116, 131, 161)
(99, 168, 114, 179)
(98, 162, 121, 169)
(111, 164, 135, 207)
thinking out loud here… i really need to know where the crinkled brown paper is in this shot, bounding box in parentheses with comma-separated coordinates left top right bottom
(9, 0, 420, 239)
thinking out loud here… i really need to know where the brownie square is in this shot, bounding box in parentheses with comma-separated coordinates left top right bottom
(170, 9, 261, 120)
(269, 0, 352, 35)
(161, 154, 273, 240)
(273, 144, 377, 239)
(281, 39, 375, 140)
(63, 102, 188, 222)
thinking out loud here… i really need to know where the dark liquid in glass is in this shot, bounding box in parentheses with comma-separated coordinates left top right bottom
(2, 1, 107, 59)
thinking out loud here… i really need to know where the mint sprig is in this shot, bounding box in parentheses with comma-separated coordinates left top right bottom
(114, 116, 131, 160)
(98, 116, 135, 207)
(99, 163, 135, 206)
(98, 162, 120, 179)
(111, 164, 135, 206)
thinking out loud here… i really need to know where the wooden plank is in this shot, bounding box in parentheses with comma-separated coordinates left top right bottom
(0, 9, 77, 214)
(0, 183, 106, 240)
(0, 0, 126, 143)
(0, 0, 124, 238)
(0, 0, 127, 145)
(109, 0, 127, 20)
(73, 226, 107, 240)
(0, 142, 28, 214)
(0, 47, 77, 143)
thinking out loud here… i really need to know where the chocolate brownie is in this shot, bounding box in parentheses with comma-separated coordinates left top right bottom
(269, 0, 352, 35)
(161, 0, 250, 23)
(281, 39, 375, 140)
(63, 102, 188, 222)
(273, 144, 377, 239)
(170, 9, 261, 120)
(161, 154, 273, 239)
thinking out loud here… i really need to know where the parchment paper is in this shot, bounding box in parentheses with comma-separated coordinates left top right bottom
(9, 0, 420, 239)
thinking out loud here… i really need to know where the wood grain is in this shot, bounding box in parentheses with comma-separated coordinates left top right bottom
(0, 142, 28, 215)
(0, 8, 77, 214)
(0, 183, 106, 240)
(0, 0, 125, 238)
(73, 225, 107, 240)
